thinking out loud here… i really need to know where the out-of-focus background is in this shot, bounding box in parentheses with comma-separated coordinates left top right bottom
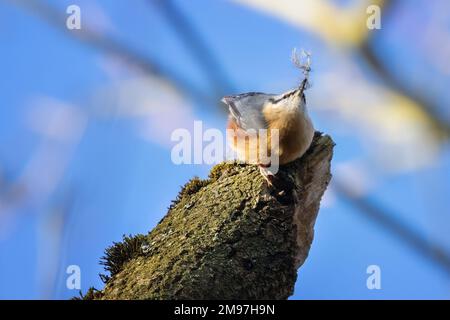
(1, 0, 449, 299)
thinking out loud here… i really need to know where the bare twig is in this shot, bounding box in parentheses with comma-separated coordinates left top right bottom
(359, 0, 450, 139)
(334, 179, 450, 275)
(149, 0, 235, 97)
(5, 0, 214, 106)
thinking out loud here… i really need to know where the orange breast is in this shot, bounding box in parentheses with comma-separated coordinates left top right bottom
(226, 117, 273, 166)
(263, 107, 314, 165)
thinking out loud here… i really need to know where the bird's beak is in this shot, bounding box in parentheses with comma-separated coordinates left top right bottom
(298, 78, 308, 93)
(221, 96, 232, 105)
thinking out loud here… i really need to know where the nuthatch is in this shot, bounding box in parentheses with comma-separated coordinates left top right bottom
(222, 49, 314, 186)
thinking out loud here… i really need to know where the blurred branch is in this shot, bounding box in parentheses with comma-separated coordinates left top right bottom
(5, 0, 215, 106)
(334, 179, 450, 275)
(0, 166, 28, 217)
(149, 0, 235, 97)
(360, 42, 450, 140)
(232, 0, 386, 46)
(38, 191, 75, 299)
(359, 0, 450, 139)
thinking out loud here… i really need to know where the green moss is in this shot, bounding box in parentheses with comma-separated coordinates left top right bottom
(169, 177, 209, 210)
(97, 165, 239, 288)
(180, 177, 209, 197)
(208, 162, 238, 181)
(169, 162, 240, 210)
(100, 234, 147, 279)
(72, 287, 103, 300)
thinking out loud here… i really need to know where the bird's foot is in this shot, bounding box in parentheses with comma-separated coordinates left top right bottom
(258, 165, 292, 190)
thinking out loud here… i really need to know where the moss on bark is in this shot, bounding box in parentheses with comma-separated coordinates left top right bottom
(91, 132, 334, 300)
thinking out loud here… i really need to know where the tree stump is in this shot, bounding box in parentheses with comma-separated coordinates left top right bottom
(87, 132, 334, 300)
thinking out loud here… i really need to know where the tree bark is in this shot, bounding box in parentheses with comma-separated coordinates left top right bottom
(93, 132, 334, 300)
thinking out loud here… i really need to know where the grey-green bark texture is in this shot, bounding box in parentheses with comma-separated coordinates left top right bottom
(92, 132, 334, 300)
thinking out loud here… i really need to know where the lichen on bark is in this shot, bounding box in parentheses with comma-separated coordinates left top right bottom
(90, 132, 334, 300)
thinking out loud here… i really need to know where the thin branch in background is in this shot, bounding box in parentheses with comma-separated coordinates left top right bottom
(149, 0, 235, 97)
(334, 179, 450, 275)
(344, 0, 450, 270)
(359, 43, 450, 140)
(5, 0, 214, 106)
(359, 0, 450, 139)
(38, 191, 75, 299)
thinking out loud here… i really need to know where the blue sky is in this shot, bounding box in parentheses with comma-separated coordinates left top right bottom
(0, 0, 449, 299)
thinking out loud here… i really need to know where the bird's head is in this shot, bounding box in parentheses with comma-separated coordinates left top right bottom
(267, 78, 308, 112)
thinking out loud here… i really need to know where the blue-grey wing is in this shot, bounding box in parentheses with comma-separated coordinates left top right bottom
(221, 92, 275, 130)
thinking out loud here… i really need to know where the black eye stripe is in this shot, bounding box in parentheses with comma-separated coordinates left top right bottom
(269, 90, 297, 104)
(285, 91, 296, 99)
